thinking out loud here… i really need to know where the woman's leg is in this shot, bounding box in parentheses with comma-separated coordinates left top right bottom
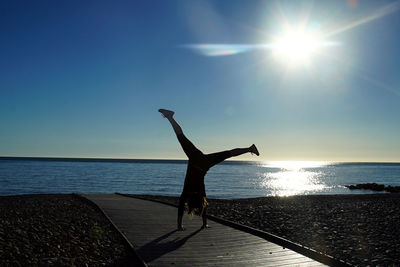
(206, 144, 259, 168)
(159, 109, 202, 159)
(158, 109, 182, 135)
(201, 207, 209, 229)
(230, 144, 259, 157)
(177, 196, 185, 231)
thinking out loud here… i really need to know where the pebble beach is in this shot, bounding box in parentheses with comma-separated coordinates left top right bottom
(1, 193, 400, 266)
(0, 194, 137, 266)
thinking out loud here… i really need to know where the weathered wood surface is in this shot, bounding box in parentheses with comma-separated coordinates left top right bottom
(83, 194, 326, 267)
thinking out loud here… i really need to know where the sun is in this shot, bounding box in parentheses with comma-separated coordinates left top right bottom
(272, 28, 325, 66)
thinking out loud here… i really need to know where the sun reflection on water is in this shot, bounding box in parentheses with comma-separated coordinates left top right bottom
(259, 161, 330, 196)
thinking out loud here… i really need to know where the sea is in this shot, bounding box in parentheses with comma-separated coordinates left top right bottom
(1, 158, 399, 199)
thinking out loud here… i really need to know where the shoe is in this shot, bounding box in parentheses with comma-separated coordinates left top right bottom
(250, 144, 259, 156)
(158, 109, 175, 118)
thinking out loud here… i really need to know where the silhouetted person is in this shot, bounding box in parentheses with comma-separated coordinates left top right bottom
(159, 109, 259, 231)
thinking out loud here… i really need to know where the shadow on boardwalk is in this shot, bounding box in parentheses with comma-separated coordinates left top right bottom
(137, 228, 202, 262)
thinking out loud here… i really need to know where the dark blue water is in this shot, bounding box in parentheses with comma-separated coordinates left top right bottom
(0, 158, 399, 198)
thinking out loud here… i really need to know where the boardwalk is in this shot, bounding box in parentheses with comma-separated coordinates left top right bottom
(83, 194, 327, 267)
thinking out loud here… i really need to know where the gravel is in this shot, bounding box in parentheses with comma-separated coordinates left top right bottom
(0, 194, 138, 266)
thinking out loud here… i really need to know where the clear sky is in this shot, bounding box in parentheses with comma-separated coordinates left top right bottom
(1, 0, 400, 162)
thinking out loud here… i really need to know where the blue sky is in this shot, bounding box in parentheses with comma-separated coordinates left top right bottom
(1, 0, 400, 162)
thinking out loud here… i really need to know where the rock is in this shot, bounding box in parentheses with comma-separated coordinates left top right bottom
(345, 183, 400, 193)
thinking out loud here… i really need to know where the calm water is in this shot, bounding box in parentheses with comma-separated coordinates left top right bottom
(1, 158, 399, 199)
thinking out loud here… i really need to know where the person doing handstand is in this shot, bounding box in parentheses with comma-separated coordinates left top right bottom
(159, 109, 260, 231)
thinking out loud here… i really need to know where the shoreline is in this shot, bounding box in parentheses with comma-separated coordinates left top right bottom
(1, 193, 399, 266)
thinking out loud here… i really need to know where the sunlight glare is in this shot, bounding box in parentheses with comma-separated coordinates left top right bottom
(272, 28, 325, 66)
(261, 170, 326, 196)
(259, 161, 330, 196)
(325, 0, 400, 37)
(262, 161, 330, 170)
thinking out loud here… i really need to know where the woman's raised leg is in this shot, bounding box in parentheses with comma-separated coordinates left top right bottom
(158, 109, 182, 135)
(230, 144, 259, 157)
(159, 109, 203, 159)
(206, 144, 260, 168)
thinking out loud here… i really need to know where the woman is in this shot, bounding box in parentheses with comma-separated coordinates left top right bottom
(159, 109, 259, 230)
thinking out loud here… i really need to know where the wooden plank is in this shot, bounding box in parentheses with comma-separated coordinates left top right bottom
(83, 194, 327, 267)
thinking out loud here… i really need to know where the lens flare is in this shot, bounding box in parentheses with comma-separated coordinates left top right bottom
(181, 44, 268, 56)
(182, 39, 338, 60)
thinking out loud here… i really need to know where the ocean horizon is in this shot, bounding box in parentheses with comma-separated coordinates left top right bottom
(1, 157, 400, 198)
(2, 156, 400, 164)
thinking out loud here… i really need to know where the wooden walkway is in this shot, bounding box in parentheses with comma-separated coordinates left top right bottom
(83, 194, 327, 267)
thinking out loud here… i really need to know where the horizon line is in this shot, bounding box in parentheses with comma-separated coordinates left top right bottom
(1, 156, 399, 164)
